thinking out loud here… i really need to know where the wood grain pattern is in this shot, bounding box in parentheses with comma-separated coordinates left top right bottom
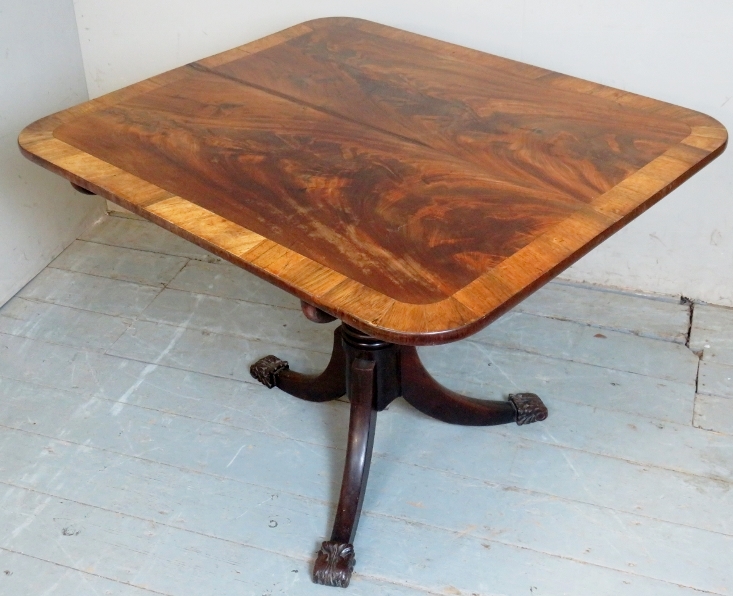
(18, 17, 727, 345)
(52, 67, 586, 305)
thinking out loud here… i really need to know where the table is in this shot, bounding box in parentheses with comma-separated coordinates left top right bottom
(18, 17, 727, 588)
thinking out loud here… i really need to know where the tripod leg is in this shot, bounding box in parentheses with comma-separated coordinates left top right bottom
(250, 326, 346, 402)
(401, 346, 547, 426)
(313, 357, 377, 588)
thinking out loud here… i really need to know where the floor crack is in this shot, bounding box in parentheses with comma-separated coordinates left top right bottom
(681, 295, 694, 350)
(681, 296, 703, 427)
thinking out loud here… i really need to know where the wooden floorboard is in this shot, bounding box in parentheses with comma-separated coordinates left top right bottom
(49, 240, 188, 287)
(18, 267, 162, 318)
(689, 303, 733, 365)
(0, 214, 731, 595)
(0, 481, 428, 595)
(698, 360, 733, 400)
(418, 342, 697, 424)
(690, 302, 733, 436)
(0, 547, 165, 596)
(168, 259, 300, 310)
(694, 393, 733, 435)
(0, 363, 729, 532)
(1, 319, 710, 485)
(515, 281, 689, 344)
(0, 297, 132, 352)
(1, 382, 731, 594)
(80, 215, 223, 263)
(471, 312, 698, 384)
(138, 288, 337, 352)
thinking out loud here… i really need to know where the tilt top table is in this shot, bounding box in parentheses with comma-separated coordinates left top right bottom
(19, 17, 726, 588)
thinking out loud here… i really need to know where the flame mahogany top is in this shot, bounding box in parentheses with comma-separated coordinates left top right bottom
(19, 17, 727, 344)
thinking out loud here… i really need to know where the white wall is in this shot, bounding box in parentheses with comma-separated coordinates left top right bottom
(0, 0, 106, 307)
(72, 0, 733, 305)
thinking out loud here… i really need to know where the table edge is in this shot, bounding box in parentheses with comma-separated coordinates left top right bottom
(17, 17, 729, 345)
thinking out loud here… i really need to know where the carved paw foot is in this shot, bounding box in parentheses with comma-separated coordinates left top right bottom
(250, 355, 289, 389)
(312, 541, 356, 588)
(508, 393, 548, 425)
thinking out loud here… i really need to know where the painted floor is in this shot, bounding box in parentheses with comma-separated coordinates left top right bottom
(0, 211, 731, 596)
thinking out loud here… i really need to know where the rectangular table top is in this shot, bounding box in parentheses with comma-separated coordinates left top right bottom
(19, 17, 727, 345)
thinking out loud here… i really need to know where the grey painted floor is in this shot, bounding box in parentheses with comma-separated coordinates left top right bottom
(0, 211, 731, 596)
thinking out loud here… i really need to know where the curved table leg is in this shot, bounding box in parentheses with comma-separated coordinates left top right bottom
(313, 357, 377, 588)
(400, 346, 548, 426)
(250, 326, 346, 402)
